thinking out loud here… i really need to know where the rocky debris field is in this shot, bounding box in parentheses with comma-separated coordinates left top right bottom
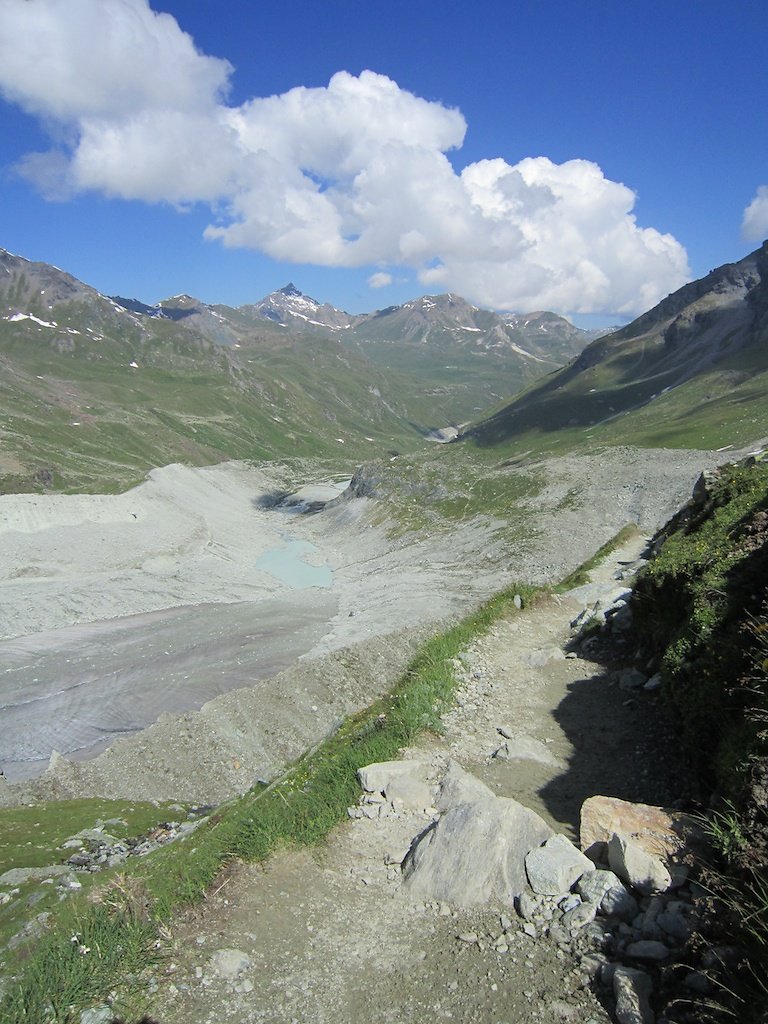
(134, 534, 739, 1024)
(0, 445, 734, 792)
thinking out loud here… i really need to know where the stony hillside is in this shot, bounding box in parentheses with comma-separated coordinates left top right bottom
(466, 242, 768, 454)
(341, 294, 600, 420)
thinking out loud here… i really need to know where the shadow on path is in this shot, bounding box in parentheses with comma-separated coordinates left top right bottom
(539, 654, 685, 831)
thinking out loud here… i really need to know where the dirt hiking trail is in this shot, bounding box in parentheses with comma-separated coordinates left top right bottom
(152, 533, 682, 1024)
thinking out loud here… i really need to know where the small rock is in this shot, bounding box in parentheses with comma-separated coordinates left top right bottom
(657, 907, 693, 942)
(578, 953, 607, 979)
(207, 948, 252, 981)
(516, 891, 538, 921)
(625, 939, 671, 961)
(547, 924, 570, 946)
(618, 668, 648, 691)
(600, 884, 638, 921)
(495, 735, 563, 768)
(526, 833, 593, 896)
(609, 834, 672, 895)
(357, 760, 433, 811)
(577, 868, 623, 904)
(643, 673, 663, 691)
(561, 901, 597, 932)
(613, 966, 654, 1024)
(584, 921, 614, 952)
(79, 1008, 113, 1024)
(523, 646, 565, 668)
(458, 932, 478, 944)
(549, 999, 578, 1020)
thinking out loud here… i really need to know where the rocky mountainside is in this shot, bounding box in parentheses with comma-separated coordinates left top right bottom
(107, 280, 599, 368)
(347, 293, 601, 360)
(109, 282, 600, 406)
(466, 242, 768, 452)
(340, 293, 602, 423)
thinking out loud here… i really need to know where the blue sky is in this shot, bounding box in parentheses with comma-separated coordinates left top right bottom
(0, 0, 766, 325)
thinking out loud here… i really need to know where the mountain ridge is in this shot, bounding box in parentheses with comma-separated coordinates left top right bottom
(466, 241, 768, 452)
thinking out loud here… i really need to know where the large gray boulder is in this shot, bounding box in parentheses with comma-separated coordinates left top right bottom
(402, 794, 553, 906)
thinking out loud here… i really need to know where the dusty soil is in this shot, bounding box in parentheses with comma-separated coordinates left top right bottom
(151, 535, 684, 1024)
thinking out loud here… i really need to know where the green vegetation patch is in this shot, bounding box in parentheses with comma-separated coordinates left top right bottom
(630, 457, 768, 1016)
(0, 799, 191, 960)
(0, 798, 187, 878)
(1, 898, 160, 1024)
(631, 457, 768, 800)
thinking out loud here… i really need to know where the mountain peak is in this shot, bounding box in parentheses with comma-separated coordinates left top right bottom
(278, 283, 303, 298)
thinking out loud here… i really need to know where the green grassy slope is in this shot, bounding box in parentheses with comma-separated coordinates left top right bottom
(629, 457, 768, 1020)
(464, 242, 768, 458)
(0, 307, 457, 493)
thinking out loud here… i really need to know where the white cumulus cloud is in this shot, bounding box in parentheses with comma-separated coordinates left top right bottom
(0, 0, 691, 315)
(742, 186, 768, 242)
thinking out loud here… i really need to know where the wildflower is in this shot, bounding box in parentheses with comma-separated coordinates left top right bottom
(78, 944, 91, 955)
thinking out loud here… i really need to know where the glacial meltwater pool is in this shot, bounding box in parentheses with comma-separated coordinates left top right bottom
(255, 536, 333, 589)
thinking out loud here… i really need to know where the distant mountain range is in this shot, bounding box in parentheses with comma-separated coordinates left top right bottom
(0, 246, 602, 492)
(4, 240, 762, 496)
(467, 241, 768, 454)
(106, 277, 605, 364)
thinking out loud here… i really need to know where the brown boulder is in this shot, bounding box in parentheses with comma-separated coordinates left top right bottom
(580, 795, 706, 869)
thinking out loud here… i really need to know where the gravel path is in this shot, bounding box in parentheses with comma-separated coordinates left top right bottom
(152, 535, 684, 1024)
